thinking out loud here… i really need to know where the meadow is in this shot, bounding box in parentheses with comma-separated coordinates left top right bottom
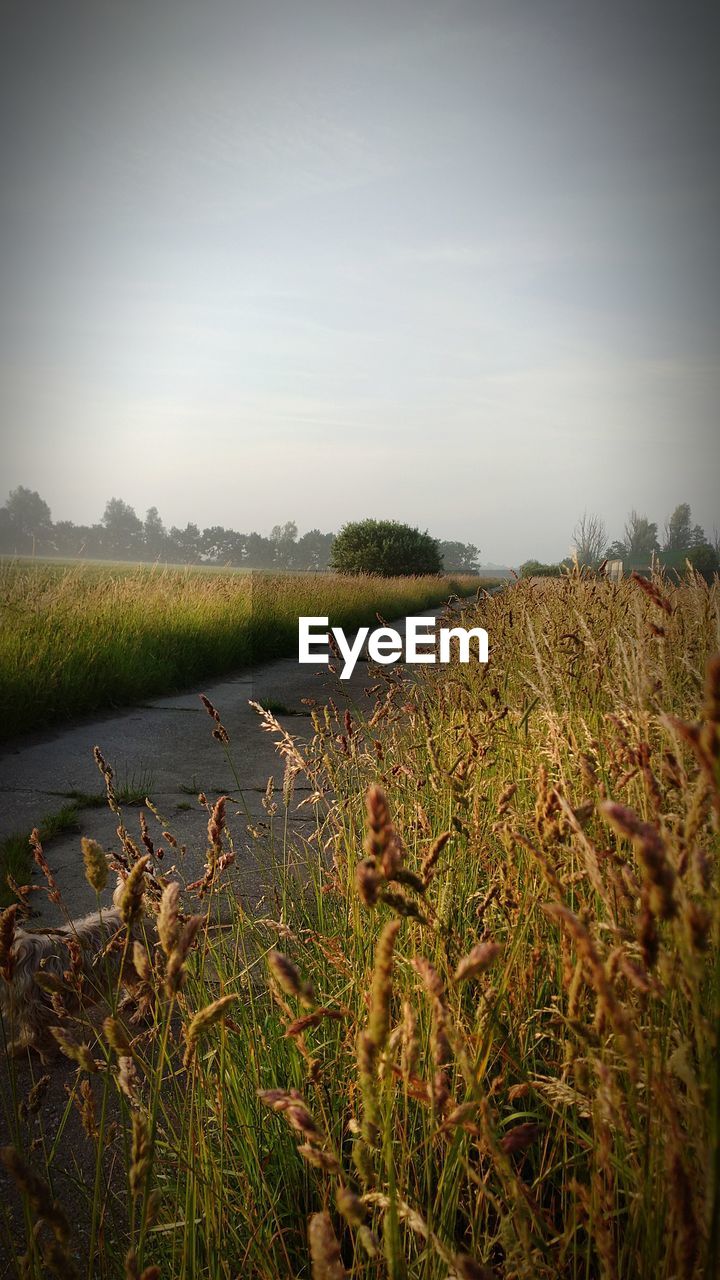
(0, 559, 481, 739)
(1, 567, 718, 1279)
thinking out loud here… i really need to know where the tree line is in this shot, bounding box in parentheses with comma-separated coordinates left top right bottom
(0, 488, 481, 574)
(522, 504, 719, 579)
(577, 505, 716, 562)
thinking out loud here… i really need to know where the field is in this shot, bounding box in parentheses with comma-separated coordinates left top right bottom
(0, 559, 483, 739)
(1, 568, 719, 1278)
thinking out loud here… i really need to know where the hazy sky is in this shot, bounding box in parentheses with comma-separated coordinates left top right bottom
(1, 0, 718, 563)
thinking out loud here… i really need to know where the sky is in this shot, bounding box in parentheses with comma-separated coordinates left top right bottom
(1, 0, 718, 564)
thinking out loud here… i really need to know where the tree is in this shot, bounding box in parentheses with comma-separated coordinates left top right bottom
(199, 526, 246, 565)
(330, 519, 442, 577)
(56, 523, 103, 558)
(101, 498, 143, 559)
(663, 503, 692, 551)
(295, 529, 334, 571)
(605, 540, 628, 562)
(689, 523, 707, 549)
(0, 508, 13, 553)
(438, 540, 481, 573)
(244, 531, 275, 569)
(3, 486, 52, 547)
(143, 507, 167, 560)
(168, 523, 201, 563)
(270, 521, 299, 570)
(623, 510, 659, 562)
(688, 543, 719, 582)
(52, 520, 81, 556)
(572, 512, 607, 566)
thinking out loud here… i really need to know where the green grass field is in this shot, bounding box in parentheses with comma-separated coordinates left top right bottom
(1, 568, 718, 1277)
(0, 559, 485, 738)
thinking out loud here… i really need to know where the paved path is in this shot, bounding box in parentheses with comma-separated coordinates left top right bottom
(0, 606, 461, 923)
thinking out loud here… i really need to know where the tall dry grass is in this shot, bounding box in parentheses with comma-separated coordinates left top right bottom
(1, 567, 718, 1279)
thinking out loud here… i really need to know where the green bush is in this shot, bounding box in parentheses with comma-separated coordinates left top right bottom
(519, 558, 562, 578)
(688, 543, 719, 582)
(330, 518, 443, 576)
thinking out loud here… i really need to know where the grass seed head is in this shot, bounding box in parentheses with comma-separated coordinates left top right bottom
(412, 954, 445, 1002)
(454, 941, 502, 982)
(357, 1030, 381, 1147)
(358, 1225, 380, 1257)
(77, 1079, 98, 1141)
(207, 794, 228, 850)
(631, 571, 674, 616)
(368, 919, 401, 1051)
(184, 993, 238, 1066)
(30, 827, 61, 900)
(285, 1103, 324, 1144)
(336, 1185, 366, 1226)
(129, 1111, 151, 1198)
(103, 1016, 132, 1057)
(356, 857, 382, 907)
(199, 695, 229, 744)
(601, 802, 677, 919)
(81, 837, 108, 893)
(421, 830, 451, 885)
(132, 939, 152, 982)
(157, 880, 181, 957)
(298, 1144, 341, 1173)
(308, 1211, 346, 1280)
(118, 855, 150, 926)
(117, 1056, 140, 1102)
(401, 999, 419, 1079)
(268, 949, 316, 1007)
(0, 903, 19, 981)
(165, 914, 203, 994)
(364, 785, 393, 865)
(21, 1074, 51, 1119)
(352, 1138, 376, 1186)
(379, 888, 426, 920)
(50, 1028, 98, 1073)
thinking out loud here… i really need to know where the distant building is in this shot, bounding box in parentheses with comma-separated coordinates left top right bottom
(605, 559, 623, 582)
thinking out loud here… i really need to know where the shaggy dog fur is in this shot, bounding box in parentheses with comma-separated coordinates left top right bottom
(0, 890, 147, 1059)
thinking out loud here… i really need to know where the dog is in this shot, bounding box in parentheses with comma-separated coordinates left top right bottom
(0, 882, 150, 1060)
